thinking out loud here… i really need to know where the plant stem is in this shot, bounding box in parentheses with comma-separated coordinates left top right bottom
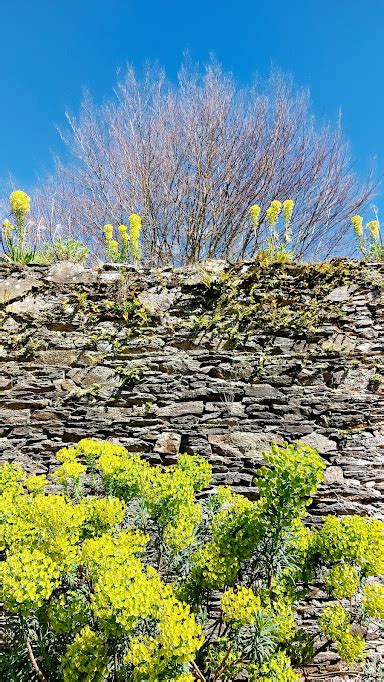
(191, 660, 207, 681)
(22, 630, 48, 682)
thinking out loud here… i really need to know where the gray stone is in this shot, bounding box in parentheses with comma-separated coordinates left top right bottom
(325, 284, 358, 302)
(157, 401, 204, 417)
(0, 276, 42, 303)
(47, 262, 89, 283)
(324, 465, 344, 484)
(301, 432, 337, 454)
(138, 287, 175, 314)
(246, 384, 283, 399)
(154, 432, 181, 455)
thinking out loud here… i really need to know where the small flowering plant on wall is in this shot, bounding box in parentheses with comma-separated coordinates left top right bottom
(352, 210, 384, 261)
(1, 190, 35, 265)
(103, 214, 142, 265)
(0, 438, 383, 681)
(250, 199, 295, 264)
(1, 189, 89, 265)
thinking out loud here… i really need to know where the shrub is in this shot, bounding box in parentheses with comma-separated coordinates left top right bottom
(0, 439, 382, 681)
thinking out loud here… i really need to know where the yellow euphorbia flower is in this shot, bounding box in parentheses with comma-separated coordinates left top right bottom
(351, 214, 363, 238)
(103, 224, 114, 240)
(266, 200, 282, 228)
(367, 220, 380, 241)
(283, 199, 294, 227)
(9, 190, 30, 214)
(250, 204, 261, 229)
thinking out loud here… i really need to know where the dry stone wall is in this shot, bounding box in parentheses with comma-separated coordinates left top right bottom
(0, 258, 383, 677)
(0, 259, 382, 518)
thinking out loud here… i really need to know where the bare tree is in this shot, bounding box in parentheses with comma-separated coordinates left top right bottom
(31, 61, 374, 264)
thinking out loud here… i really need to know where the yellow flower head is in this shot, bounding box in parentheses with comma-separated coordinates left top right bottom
(367, 220, 380, 242)
(283, 199, 295, 226)
(351, 215, 363, 238)
(108, 239, 119, 255)
(129, 213, 142, 237)
(250, 204, 261, 229)
(129, 214, 142, 262)
(2, 220, 14, 238)
(266, 200, 282, 228)
(362, 582, 384, 619)
(26, 474, 48, 494)
(221, 586, 261, 625)
(9, 190, 30, 215)
(118, 224, 128, 234)
(103, 224, 114, 240)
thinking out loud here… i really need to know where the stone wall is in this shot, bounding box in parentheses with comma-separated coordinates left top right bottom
(0, 258, 383, 678)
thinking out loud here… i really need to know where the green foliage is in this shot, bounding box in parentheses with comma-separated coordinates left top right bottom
(0, 438, 383, 681)
(190, 259, 360, 344)
(36, 236, 89, 264)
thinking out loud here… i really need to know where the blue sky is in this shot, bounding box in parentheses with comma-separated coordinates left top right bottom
(0, 0, 382, 198)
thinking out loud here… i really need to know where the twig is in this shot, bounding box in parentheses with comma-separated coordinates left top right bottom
(191, 660, 207, 681)
(22, 630, 48, 682)
(303, 672, 360, 680)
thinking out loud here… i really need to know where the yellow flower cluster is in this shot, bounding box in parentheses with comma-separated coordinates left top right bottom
(317, 515, 384, 576)
(25, 473, 48, 494)
(319, 603, 366, 665)
(0, 547, 61, 614)
(128, 213, 142, 263)
(124, 594, 203, 679)
(2, 219, 14, 238)
(367, 219, 380, 241)
(0, 462, 26, 497)
(95, 442, 211, 552)
(60, 626, 108, 682)
(283, 199, 295, 226)
(53, 459, 87, 485)
(248, 651, 301, 682)
(191, 491, 261, 589)
(283, 199, 295, 243)
(82, 496, 126, 535)
(102, 213, 142, 263)
(351, 214, 364, 237)
(221, 586, 261, 625)
(57, 438, 128, 464)
(362, 582, 384, 619)
(325, 563, 360, 599)
(49, 590, 91, 634)
(9, 190, 30, 214)
(266, 200, 282, 228)
(191, 539, 240, 589)
(351, 213, 383, 262)
(81, 529, 149, 579)
(250, 204, 261, 229)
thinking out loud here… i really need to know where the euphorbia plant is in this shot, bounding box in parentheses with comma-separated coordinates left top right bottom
(1, 190, 35, 264)
(0, 439, 382, 681)
(103, 214, 142, 265)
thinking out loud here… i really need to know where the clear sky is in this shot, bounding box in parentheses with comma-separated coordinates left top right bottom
(0, 0, 382, 196)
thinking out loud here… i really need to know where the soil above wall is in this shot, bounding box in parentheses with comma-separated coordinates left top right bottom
(0, 258, 383, 678)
